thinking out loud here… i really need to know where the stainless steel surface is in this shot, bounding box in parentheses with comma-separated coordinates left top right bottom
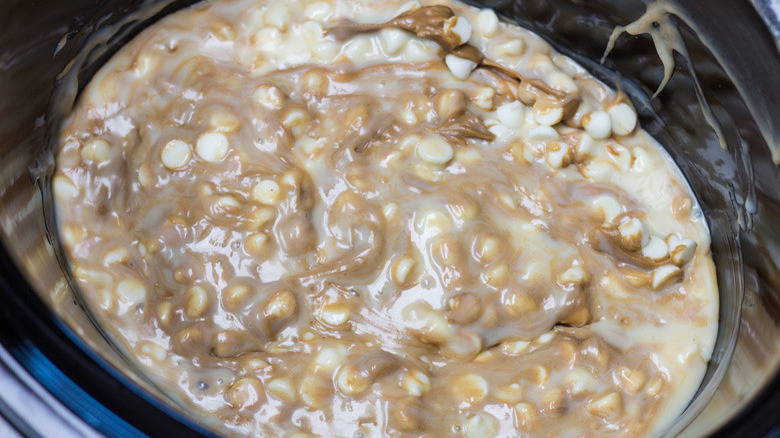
(751, 0, 780, 49)
(0, 344, 99, 438)
(0, 418, 21, 438)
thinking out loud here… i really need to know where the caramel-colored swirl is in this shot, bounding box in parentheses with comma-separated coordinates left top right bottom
(328, 5, 578, 108)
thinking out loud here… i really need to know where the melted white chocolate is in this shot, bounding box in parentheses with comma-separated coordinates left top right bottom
(53, 0, 718, 436)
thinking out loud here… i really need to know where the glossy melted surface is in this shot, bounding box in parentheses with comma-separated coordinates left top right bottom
(53, 0, 718, 436)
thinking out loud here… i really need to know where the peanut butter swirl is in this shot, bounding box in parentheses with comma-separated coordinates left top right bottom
(327, 5, 577, 109)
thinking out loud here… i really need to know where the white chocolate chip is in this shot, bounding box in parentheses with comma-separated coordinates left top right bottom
(195, 132, 229, 162)
(615, 366, 645, 393)
(399, 134, 421, 152)
(477, 9, 499, 37)
(246, 232, 268, 254)
(229, 378, 264, 409)
(456, 148, 480, 164)
(392, 257, 416, 286)
(254, 84, 286, 109)
(537, 332, 554, 344)
(527, 126, 559, 143)
(447, 331, 483, 360)
(485, 118, 511, 140)
(531, 365, 550, 385)
(567, 369, 598, 395)
(465, 412, 499, 438)
(380, 28, 410, 55)
(514, 403, 538, 427)
(558, 265, 587, 284)
(589, 392, 623, 418)
(667, 234, 681, 250)
(300, 21, 324, 45)
(452, 373, 488, 403)
(253, 27, 281, 51)
(397, 0, 421, 14)
(320, 303, 351, 327)
(545, 142, 571, 169)
(631, 146, 651, 173)
(493, 383, 524, 404)
(281, 109, 310, 136)
(343, 37, 375, 63)
(400, 370, 431, 397)
(299, 375, 324, 409)
(652, 265, 683, 289)
(336, 365, 372, 396)
(581, 160, 616, 182)
(252, 180, 281, 205)
(641, 236, 669, 261)
(547, 71, 578, 94)
(415, 210, 453, 236)
(618, 217, 649, 248)
(600, 273, 629, 299)
(214, 195, 241, 210)
(444, 15, 472, 46)
(403, 40, 436, 63)
(472, 87, 495, 110)
(501, 340, 530, 355)
(314, 347, 346, 372)
(133, 53, 158, 79)
(264, 3, 290, 31)
(484, 263, 509, 286)
(534, 105, 564, 126)
(53, 175, 79, 201)
(248, 207, 275, 229)
(208, 110, 241, 133)
(304, 1, 332, 21)
(103, 247, 130, 266)
(139, 341, 166, 362)
(609, 103, 638, 136)
(403, 302, 453, 343)
(313, 40, 340, 62)
(401, 108, 419, 126)
(185, 286, 209, 319)
(263, 289, 296, 319)
(670, 238, 697, 266)
(606, 142, 632, 172)
(383, 202, 399, 220)
(267, 378, 296, 402)
(161, 139, 192, 170)
(590, 195, 621, 223)
(295, 135, 326, 158)
(445, 55, 477, 80)
(477, 235, 500, 262)
(416, 135, 454, 165)
(496, 101, 525, 128)
(223, 284, 252, 310)
(583, 110, 612, 139)
(116, 279, 146, 303)
(493, 40, 525, 57)
(81, 138, 111, 163)
(498, 193, 516, 209)
(575, 133, 595, 161)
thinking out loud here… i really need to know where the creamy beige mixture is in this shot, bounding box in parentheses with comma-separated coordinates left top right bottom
(52, 0, 719, 436)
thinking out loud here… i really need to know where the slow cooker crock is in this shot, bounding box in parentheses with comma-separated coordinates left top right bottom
(0, 0, 778, 436)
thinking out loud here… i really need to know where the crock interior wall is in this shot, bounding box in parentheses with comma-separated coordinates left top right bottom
(0, 0, 778, 436)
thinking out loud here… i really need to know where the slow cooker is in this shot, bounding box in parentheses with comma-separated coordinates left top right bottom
(1, 0, 778, 436)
